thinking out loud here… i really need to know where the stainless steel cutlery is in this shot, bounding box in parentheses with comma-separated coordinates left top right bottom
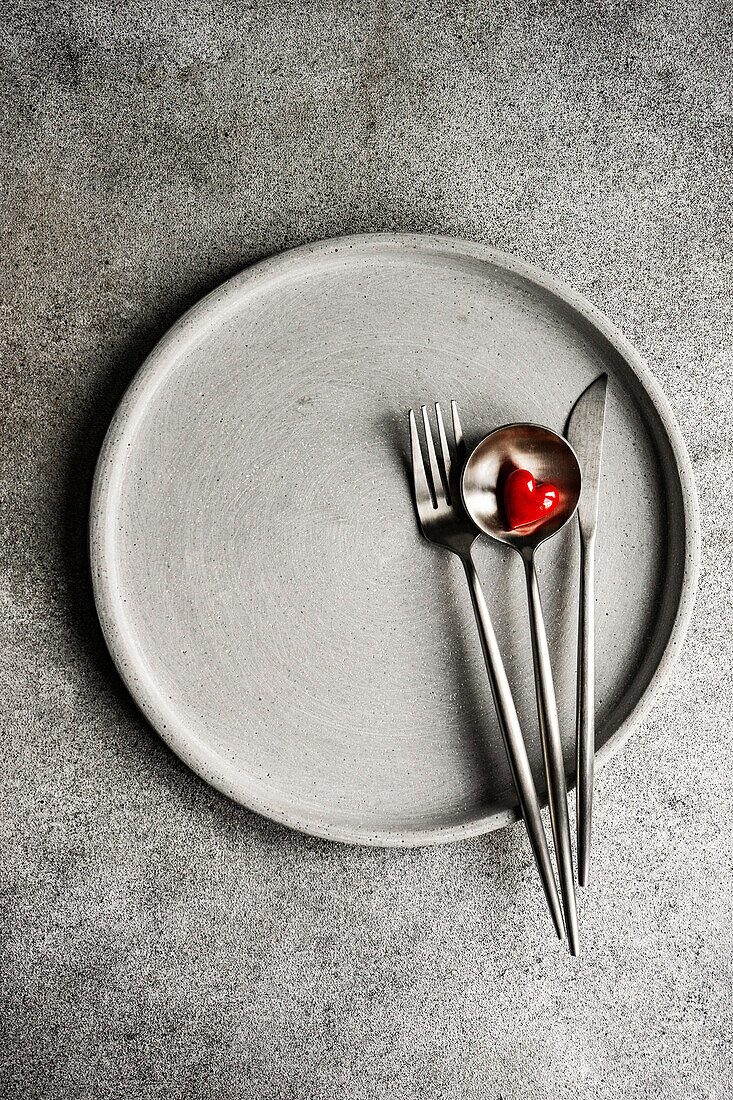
(461, 423, 582, 956)
(566, 374, 609, 888)
(409, 402, 565, 943)
(409, 384, 608, 953)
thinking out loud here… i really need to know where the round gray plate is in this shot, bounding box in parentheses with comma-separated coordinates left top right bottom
(90, 234, 699, 846)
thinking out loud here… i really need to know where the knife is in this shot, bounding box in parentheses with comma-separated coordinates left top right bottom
(565, 373, 608, 887)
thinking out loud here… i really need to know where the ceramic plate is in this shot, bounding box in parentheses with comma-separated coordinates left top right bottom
(90, 234, 699, 845)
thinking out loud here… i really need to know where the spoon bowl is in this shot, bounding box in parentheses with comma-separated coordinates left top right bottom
(462, 423, 582, 553)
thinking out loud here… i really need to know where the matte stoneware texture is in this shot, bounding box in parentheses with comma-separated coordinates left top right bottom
(90, 235, 698, 845)
(4, 4, 732, 1099)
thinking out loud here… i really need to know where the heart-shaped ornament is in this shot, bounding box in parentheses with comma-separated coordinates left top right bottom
(503, 468, 559, 530)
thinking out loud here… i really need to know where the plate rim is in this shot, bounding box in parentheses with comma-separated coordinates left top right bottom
(89, 232, 700, 847)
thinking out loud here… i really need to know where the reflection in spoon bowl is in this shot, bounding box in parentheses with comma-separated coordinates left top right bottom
(462, 423, 581, 551)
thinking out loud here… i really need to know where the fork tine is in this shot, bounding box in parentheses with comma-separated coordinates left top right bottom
(409, 409, 433, 511)
(434, 403, 452, 504)
(451, 400, 468, 462)
(421, 405, 446, 505)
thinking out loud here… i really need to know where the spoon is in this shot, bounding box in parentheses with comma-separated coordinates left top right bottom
(462, 424, 582, 955)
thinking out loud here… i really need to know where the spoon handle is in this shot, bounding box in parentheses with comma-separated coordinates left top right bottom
(523, 555, 579, 956)
(576, 534, 595, 887)
(463, 556, 565, 942)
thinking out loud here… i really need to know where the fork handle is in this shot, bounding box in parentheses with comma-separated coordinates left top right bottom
(522, 553, 579, 955)
(462, 556, 565, 941)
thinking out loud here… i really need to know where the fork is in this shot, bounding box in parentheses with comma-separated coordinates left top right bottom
(409, 401, 565, 941)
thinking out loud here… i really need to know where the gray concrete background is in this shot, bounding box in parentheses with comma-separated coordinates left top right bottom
(2, 2, 732, 1097)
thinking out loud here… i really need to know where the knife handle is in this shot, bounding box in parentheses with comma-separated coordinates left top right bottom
(576, 533, 595, 887)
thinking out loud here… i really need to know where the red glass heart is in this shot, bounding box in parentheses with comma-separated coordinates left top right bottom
(503, 468, 559, 530)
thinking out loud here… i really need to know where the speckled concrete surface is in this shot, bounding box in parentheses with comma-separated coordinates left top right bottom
(2, 2, 732, 1097)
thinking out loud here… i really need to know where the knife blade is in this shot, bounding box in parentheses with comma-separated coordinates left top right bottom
(566, 373, 608, 538)
(565, 373, 608, 888)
